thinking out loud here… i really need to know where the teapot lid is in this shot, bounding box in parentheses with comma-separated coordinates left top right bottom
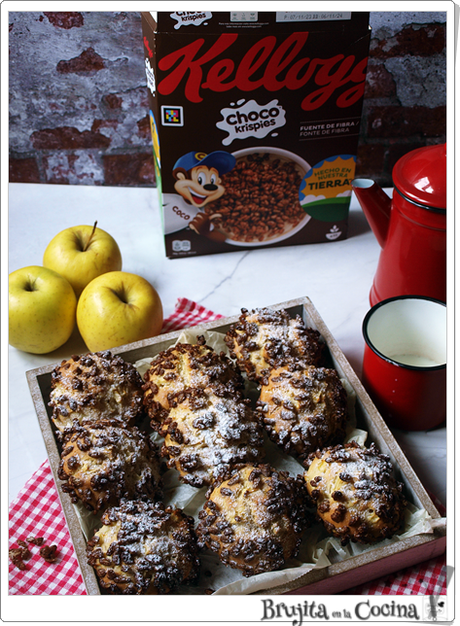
(392, 143, 446, 211)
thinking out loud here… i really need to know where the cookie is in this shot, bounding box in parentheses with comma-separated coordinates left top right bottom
(304, 441, 407, 545)
(87, 499, 200, 594)
(58, 421, 163, 512)
(225, 308, 324, 384)
(49, 351, 144, 437)
(197, 463, 309, 576)
(257, 365, 348, 461)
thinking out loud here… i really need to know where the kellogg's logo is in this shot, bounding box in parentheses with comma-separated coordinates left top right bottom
(157, 32, 368, 111)
(217, 99, 286, 145)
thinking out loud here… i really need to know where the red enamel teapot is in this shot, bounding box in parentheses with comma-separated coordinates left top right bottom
(352, 143, 446, 306)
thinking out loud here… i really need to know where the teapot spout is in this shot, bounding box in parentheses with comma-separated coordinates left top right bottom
(352, 179, 392, 248)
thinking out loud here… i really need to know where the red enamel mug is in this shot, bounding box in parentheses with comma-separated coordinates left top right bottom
(362, 296, 446, 431)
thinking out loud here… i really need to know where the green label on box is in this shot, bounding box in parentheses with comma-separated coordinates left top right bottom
(300, 155, 356, 222)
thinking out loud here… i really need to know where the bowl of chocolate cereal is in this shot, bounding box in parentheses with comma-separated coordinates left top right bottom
(205, 147, 311, 246)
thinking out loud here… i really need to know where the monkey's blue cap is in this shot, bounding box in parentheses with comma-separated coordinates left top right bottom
(173, 151, 236, 175)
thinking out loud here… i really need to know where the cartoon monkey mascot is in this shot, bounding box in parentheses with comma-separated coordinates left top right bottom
(173, 151, 236, 209)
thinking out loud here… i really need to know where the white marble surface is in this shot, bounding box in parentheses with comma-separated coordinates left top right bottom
(7, 182, 447, 508)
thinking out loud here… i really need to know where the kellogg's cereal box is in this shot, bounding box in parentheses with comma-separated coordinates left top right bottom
(141, 11, 370, 258)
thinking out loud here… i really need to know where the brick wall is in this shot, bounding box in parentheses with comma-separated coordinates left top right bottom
(9, 11, 446, 188)
(9, 12, 153, 186)
(358, 12, 446, 186)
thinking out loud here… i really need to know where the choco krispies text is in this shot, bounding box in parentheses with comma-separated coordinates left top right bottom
(141, 11, 370, 258)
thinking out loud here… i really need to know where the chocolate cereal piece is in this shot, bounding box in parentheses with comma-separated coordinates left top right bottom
(196, 463, 309, 577)
(39, 544, 58, 563)
(27, 536, 45, 546)
(225, 308, 325, 385)
(58, 420, 163, 513)
(9, 546, 31, 570)
(49, 351, 145, 437)
(304, 441, 407, 545)
(257, 365, 349, 462)
(87, 499, 200, 595)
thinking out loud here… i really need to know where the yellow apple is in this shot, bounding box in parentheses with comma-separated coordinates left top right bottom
(9, 266, 77, 354)
(77, 271, 163, 352)
(43, 222, 122, 297)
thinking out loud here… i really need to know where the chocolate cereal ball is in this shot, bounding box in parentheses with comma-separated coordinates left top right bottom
(196, 463, 309, 577)
(58, 421, 163, 513)
(256, 365, 349, 462)
(87, 499, 200, 594)
(304, 441, 407, 545)
(142, 337, 244, 426)
(225, 308, 325, 385)
(49, 351, 144, 437)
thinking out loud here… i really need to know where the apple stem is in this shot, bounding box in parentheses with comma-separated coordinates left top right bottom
(83, 221, 98, 252)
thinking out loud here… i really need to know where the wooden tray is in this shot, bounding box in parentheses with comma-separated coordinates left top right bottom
(26, 297, 446, 595)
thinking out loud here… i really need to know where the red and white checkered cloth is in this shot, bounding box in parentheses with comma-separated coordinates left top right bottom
(9, 298, 446, 596)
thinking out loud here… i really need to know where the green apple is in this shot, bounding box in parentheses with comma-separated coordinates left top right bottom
(9, 266, 77, 354)
(77, 271, 163, 352)
(43, 222, 122, 297)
